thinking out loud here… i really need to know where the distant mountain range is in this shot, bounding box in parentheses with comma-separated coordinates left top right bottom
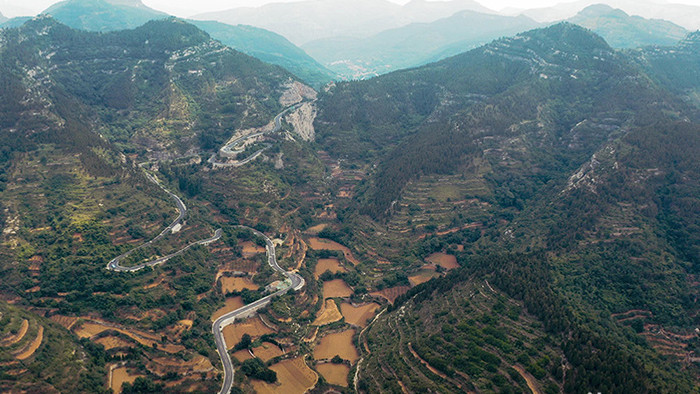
(192, 0, 494, 46)
(568, 4, 688, 48)
(0, 0, 336, 86)
(303, 10, 541, 79)
(512, 0, 700, 31)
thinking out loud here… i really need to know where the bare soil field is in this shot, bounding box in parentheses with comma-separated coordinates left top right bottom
(151, 355, 214, 375)
(340, 303, 379, 327)
(74, 321, 184, 354)
(232, 349, 254, 362)
(241, 241, 266, 257)
(111, 366, 142, 394)
(222, 317, 273, 350)
(95, 336, 134, 350)
(409, 271, 441, 287)
(322, 279, 353, 299)
(370, 286, 410, 304)
(305, 224, 329, 234)
(49, 315, 79, 330)
(425, 252, 459, 270)
(251, 357, 318, 394)
(252, 342, 285, 362)
(220, 277, 258, 294)
(211, 297, 245, 322)
(314, 258, 347, 278)
(307, 237, 360, 265)
(15, 325, 43, 360)
(2, 319, 28, 346)
(316, 363, 350, 387)
(312, 299, 343, 326)
(313, 329, 358, 362)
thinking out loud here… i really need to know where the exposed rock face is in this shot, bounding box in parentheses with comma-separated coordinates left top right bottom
(280, 80, 317, 106)
(285, 102, 317, 141)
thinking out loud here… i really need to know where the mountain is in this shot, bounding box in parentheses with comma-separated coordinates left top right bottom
(303, 10, 540, 79)
(568, 4, 688, 48)
(314, 23, 700, 390)
(0, 17, 314, 390)
(190, 20, 335, 87)
(192, 0, 494, 46)
(2, 0, 335, 87)
(43, 0, 166, 31)
(0, 11, 6, 23)
(516, 0, 700, 31)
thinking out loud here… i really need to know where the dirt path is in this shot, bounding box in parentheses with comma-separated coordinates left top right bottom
(513, 365, 542, 394)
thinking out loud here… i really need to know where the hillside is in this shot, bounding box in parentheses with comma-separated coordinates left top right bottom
(313, 23, 700, 391)
(0, 18, 318, 391)
(5, 0, 334, 87)
(568, 4, 688, 48)
(190, 20, 335, 87)
(43, 0, 166, 31)
(0, 301, 107, 392)
(303, 10, 540, 79)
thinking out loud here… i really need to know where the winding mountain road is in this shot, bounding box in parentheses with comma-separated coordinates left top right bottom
(106, 168, 222, 272)
(208, 104, 301, 168)
(105, 104, 307, 394)
(213, 226, 305, 394)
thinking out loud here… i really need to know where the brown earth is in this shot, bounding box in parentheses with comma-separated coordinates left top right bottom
(96, 336, 134, 350)
(305, 224, 329, 234)
(425, 252, 459, 270)
(15, 325, 43, 360)
(49, 315, 79, 330)
(316, 363, 350, 387)
(74, 321, 184, 354)
(307, 237, 360, 265)
(340, 303, 379, 327)
(322, 279, 353, 299)
(370, 286, 410, 304)
(314, 329, 358, 363)
(314, 258, 347, 279)
(211, 297, 245, 322)
(111, 366, 142, 394)
(2, 319, 28, 346)
(241, 241, 266, 257)
(232, 349, 254, 362)
(220, 277, 258, 294)
(222, 317, 273, 350)
(409, 271, 441, 287)
(312, 299, 343, 326)
(251, 357, 318, 394)
(252, 342, 285, 362)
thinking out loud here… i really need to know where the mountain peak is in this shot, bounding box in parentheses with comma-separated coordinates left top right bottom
(578, 4, 627, 18)
(523, 22, 611, 52)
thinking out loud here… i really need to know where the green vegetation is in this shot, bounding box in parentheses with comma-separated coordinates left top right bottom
(240, 358, 277, 383)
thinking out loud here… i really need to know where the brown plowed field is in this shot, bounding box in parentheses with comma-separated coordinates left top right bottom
(317, 363, 350, 387)
(251, 357, 318, 394)
(340, 303, 379, 327)
(313, 330, 358, 363)
(322, 279, 353, 299)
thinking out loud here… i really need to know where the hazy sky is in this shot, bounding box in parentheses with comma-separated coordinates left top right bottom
(3, 0, 700, 18)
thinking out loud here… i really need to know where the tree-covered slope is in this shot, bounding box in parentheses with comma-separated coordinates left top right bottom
(3, 0, 335, 87)
(43, 0, 166, 32)
(315, 23, 700, 391)
(190, 20, 336, 87)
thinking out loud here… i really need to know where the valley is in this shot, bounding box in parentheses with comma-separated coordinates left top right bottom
(0, 2, 699, 394)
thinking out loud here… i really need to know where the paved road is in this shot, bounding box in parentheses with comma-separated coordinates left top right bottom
(106, 167, 221, 272)
(212, 226, 305, 394)
(208, 104, 301, 168)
